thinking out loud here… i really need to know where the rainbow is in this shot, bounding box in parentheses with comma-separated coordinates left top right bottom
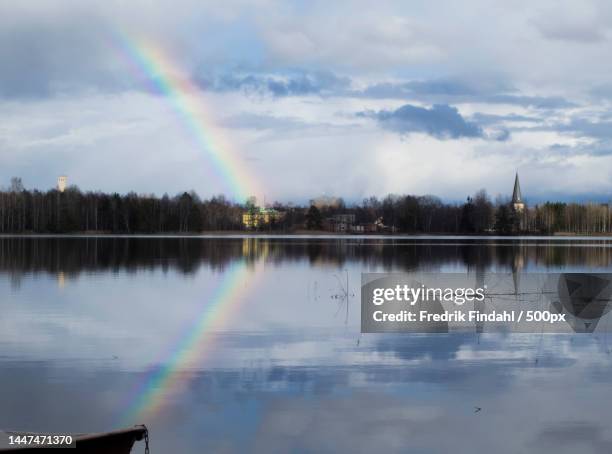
(110, 31, 260, 202)
(122, 261, 254, 423)
(110, 32, 263, 423)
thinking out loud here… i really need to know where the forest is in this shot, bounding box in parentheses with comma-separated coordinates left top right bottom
(0, 178, 610, 234)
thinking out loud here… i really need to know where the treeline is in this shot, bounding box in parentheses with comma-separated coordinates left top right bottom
(328, 190, 611, 235)
(0, 178, 611, 234)
(303, 190, 498, 233)
(0, 178, 242, 233)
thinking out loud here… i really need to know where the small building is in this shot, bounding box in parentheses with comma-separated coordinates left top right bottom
(327, 213, 356, 232)
(363, 218, 384, 233)
(242, 208, 285, 229)
(57, 175, 67, 193)
(351, 220, 381, 233)
(332, 214, 356, 224)
(351, 224, 365, 233)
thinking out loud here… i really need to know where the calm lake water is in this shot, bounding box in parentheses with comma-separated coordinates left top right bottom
(2, 236, 612, 453)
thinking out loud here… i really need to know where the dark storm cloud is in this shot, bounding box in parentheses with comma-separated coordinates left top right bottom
(548, 142, 612, 159)
(0, 5, 576, 117)
(557, 118, 612, 140)
(193, 73, 577, 114)
(470, 112, 542, 125)
(485, 94, 576, 109)
(0, 8, 129, 99)
(0, 2, 585, 115)
(359, 79, 486, 99)
(354, 79, 576, 108)
(197, 71, 350, 97)
(359, 103, 484, 139)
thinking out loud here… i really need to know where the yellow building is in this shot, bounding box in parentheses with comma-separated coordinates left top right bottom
(242, 208, 284, 229)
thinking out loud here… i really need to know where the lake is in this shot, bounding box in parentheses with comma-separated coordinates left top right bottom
(1, 236, 612, 453)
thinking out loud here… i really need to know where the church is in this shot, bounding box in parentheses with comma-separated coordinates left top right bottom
(512, 173, 525, 212)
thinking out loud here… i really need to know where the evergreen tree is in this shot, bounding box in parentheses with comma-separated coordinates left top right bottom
(306, 205, 322, 230)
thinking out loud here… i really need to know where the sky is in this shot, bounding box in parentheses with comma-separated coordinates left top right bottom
(2, 0, 612, 203)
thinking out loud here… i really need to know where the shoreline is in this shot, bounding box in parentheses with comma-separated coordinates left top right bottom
(1, 231, 612, 239)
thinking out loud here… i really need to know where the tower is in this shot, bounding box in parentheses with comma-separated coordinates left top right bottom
(511, 173, 524, 212)
(57, 176, 67, 193)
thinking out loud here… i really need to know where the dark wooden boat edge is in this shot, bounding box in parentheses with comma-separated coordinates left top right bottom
(0, 425, 148, 453)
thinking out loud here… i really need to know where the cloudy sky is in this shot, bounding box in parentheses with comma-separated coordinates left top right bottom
(2, 0, 612, 203)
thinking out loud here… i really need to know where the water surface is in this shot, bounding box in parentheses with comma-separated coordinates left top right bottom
(1, 236, 612, 453)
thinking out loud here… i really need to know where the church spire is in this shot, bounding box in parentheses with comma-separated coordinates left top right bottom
(512, 172, 522, 203)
